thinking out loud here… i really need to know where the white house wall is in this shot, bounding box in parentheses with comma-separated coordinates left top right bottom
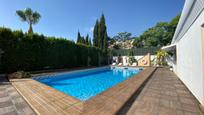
(174, 10, 204, 104)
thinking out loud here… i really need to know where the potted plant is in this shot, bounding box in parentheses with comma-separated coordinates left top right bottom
(128, 56, 137, 65)
(156, 50, 168, 66)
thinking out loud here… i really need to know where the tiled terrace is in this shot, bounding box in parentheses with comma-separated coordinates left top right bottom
(0, 75, 35, 115)
(9, 67, 203, 115)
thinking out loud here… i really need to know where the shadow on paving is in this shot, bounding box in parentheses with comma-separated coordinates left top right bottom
(116, 68, 157, 115)
(0, 75, 11, 85)
(117, 67, 203, 115)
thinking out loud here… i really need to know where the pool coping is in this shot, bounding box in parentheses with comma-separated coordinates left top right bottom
(32, 66, 111, 80)
(10, 67, 156, 114)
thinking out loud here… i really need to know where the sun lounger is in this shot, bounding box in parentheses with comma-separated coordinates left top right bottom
(112, 63, 116, 66)
(118, 63, 122, 66)
(123, 63, 128, 66)
(132, 62, 137, 66)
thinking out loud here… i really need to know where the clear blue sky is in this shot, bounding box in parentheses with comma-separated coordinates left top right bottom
(0, 0, 184, 41)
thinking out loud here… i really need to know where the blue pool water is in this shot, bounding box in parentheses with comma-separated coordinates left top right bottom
(34, 67, 142, 101)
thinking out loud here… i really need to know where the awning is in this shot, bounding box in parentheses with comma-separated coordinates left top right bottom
(161, 44, 176, 51)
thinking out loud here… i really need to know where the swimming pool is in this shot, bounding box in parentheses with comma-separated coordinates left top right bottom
(34, 66, 142, 101)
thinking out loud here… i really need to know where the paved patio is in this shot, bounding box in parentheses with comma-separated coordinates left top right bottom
(0, 75, 35, 115)
(125, 68, 203, 115)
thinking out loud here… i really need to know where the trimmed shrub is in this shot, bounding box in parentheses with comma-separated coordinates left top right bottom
(0, 27, 108, 73)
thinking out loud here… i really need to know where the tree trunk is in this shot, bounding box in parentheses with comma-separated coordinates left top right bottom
(28, 23, 33, 34)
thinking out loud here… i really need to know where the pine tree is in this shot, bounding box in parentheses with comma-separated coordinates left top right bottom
(93, 20, 99, 47)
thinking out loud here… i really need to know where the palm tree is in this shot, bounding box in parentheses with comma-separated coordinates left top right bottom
(16, 8, 41, 34)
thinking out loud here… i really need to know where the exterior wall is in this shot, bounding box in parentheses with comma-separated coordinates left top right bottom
(173, 10, 204, 104)
(201, 24, 204, 105)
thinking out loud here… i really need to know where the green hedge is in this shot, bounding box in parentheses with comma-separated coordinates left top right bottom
(0, 27, 108, 73)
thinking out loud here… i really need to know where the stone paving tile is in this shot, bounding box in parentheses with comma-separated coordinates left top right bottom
(0, 101, 13, 108)
(0, 75, 35, 115)
(126, 68, 203, 115)
(0, 106, 16, 115)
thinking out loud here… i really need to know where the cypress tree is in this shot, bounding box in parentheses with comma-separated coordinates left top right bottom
(85, 34, 89, 45)
(88, 38, 92, 46)
(98, 22, 102, 49)
(77, 31, 81, 43)
(92, 14, 108, 50)
(93, 20, 99, 47)
(99, 14, 108, 51)
(103, 31, 108, 51)
(81, 36, 86, 44)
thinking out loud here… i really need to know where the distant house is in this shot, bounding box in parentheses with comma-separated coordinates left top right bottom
(163, 0, 204, 105)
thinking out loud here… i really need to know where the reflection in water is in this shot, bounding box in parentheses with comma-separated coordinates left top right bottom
(123, 70, 128, 78)
(112, 68, 138, 78)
